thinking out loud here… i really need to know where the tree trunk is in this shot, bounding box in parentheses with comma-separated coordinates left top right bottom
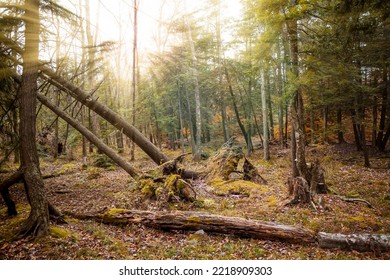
(130, 0, 138, 161)
(37, 93, 139, 179)
(85, 0, 100, 153)
(78, 209, 316, 244)
(225, 68, 250, 149)
(286, 5, 309, 180)
(39, 67, 170, 165)
(317, 232, 390, 253)
(376, 70, 388, 150)
(186, 18, 202, 160)
(337, 108, 345, 144)
(18, 0, 49, 237)
(260, 69, 270, 160)
(323, 106, 328, 144)
(276, 39, 284, 147)
(0, 170, 23, 216)
(177, 83, 185, 154)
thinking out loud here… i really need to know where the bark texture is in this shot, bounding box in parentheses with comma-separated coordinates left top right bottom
(18, 0, 49, 237)
(80, 209, 317, 244)
(318, 232, 390, 253)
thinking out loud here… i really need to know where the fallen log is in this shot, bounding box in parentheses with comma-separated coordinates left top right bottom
(70, 209, 317, 244)
(64, 208, 390, 252)
(317, 232, 390, 253)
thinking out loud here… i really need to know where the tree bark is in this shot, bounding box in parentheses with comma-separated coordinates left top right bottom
(317, 232, 390, 253)
(18, 0, 50, 237)
(0, 170, 23, 216)
(37, 93, 139, 179)
(260, 69, 270, 160)
(225, 68, 251, 149)
(78, 209, 316, 244)
(186, 18, 202, 160)
(286, 3, 309, 180)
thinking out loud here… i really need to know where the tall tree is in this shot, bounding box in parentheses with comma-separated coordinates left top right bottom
(185, 17, 202, 160)
(130, 0, 139, 160)
(18, 0, 49, 237)
(285, 0, 308, 180)
(260, 68, 270, 160)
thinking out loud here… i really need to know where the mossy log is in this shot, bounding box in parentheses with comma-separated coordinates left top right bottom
(317, 232, 390, 253)
(88, 209, 316, 244)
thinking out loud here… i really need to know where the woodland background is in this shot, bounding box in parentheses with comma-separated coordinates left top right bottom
(0, 0, 389, 259)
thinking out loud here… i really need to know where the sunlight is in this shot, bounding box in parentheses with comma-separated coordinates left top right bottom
(59, 0, 242, 64)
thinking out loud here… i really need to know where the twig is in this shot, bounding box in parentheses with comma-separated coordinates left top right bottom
(337, 195, 374, 209)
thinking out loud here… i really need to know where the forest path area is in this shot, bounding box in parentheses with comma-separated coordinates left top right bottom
(1, 144, 389, 259)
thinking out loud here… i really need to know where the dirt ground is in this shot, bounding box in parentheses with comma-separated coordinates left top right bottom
(0, 143, 389, 259)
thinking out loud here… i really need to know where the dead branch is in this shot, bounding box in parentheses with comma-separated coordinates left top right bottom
(337, 195, 374, 209)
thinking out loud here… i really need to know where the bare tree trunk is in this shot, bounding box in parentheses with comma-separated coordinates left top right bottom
(85, 0, 100, 153)
(260, 68, 270, 160)
(186, 18, 202, 160)
(18, 0, 49, 237)
(225, 68, 250, 149)
(286, 2, 308, 180)
(177, 82, 185, 154)
(337, 108, 345, 144)
(276, 38, 284, 147)
(130, 0, 138, 161)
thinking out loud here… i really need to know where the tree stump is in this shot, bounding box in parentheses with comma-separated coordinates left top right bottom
(285, 176, 315, 208)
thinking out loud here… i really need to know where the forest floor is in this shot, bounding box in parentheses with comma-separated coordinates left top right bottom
(0, 143, 389, 260)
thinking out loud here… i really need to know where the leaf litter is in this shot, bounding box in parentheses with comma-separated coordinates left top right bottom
(0, 144, 389, 259)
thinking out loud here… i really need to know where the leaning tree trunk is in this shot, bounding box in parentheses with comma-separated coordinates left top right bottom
(18, 0, 50, 237)
(37, 93, 139, 179)
(39, 67, 169, 164)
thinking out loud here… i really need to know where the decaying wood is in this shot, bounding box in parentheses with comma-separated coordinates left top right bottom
(206, 138, 244, 181)
(242, 157, 268, 184)
(70, 208, 316, 244)
(64, 208, 390, 252)
(285, 176, 316, 209)
(307, 159, 328, 194)
(317, 232, 390, 252)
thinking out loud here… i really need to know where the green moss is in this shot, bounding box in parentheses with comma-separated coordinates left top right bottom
(49, 226, 73, 239)
(209, 178, 266, 197)
(187, 216, 201, 223)
(100, 208, 128, 224)
(140, 179, 157, 199)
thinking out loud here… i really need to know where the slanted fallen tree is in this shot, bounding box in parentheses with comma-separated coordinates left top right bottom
(37, 93, 139, 179)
